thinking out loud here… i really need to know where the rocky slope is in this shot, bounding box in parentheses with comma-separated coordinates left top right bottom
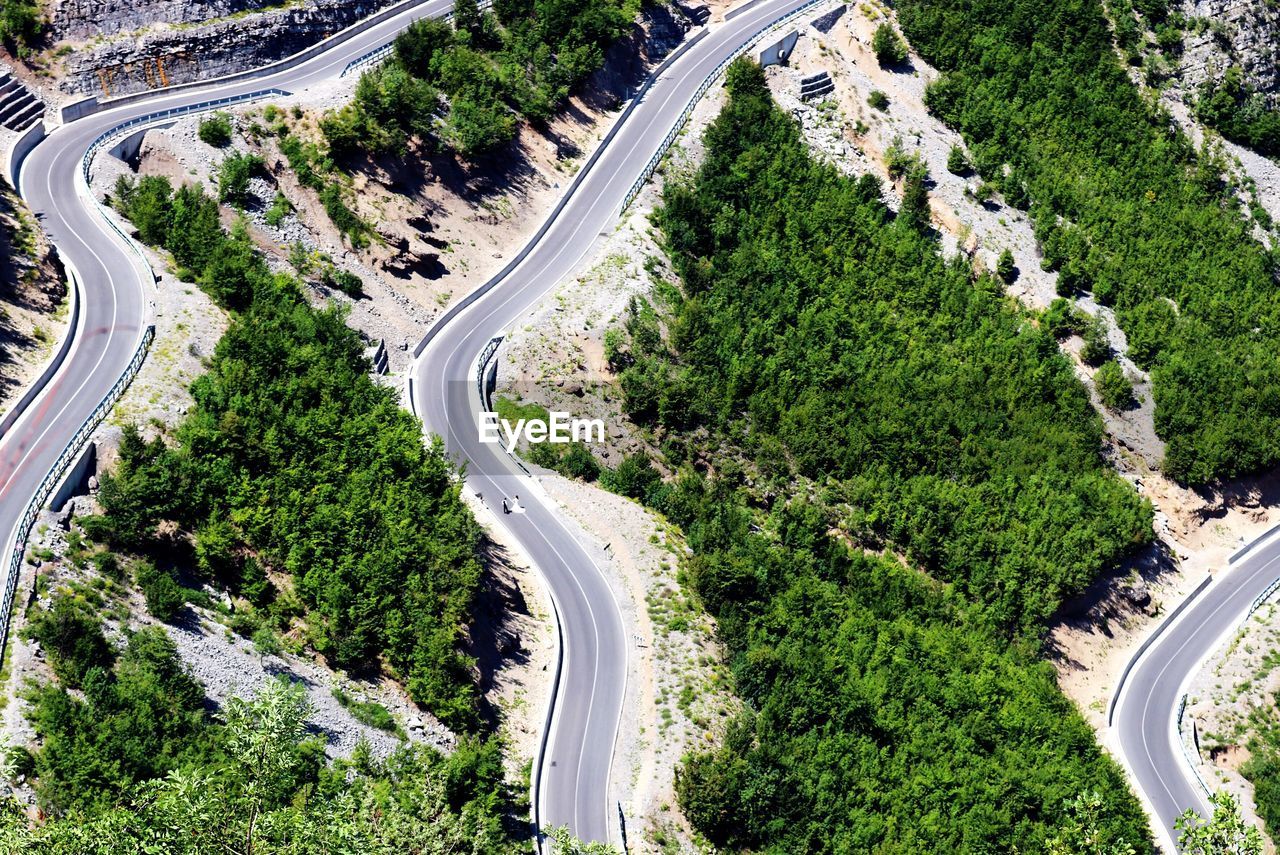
(56, 0, 391, 98)
(52, 0, 304, 40)
(1179, 0, 1280, 105)
(0, 180, 69, 420)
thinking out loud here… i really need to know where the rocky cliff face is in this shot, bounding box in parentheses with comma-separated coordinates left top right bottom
(52, 0, 278, 41)
(60, 0, 389, 97)
(1180, 0, 1280, 104)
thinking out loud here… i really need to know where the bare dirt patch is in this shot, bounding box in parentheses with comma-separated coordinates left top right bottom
(0, 180, 69, 424)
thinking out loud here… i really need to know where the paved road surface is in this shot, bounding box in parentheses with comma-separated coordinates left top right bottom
(1113, 531, 1280, 851)
(1, 0, 816, 846)
(409, 0, 815, 841)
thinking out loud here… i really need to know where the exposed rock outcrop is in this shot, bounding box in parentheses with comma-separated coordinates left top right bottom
(53, 0, 281, 41)
(60, 0, 390, 98)
(1179, 0, 1280, 104)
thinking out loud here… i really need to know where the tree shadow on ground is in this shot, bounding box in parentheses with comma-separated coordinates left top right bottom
(466, 535, 533, 730)
(1043, 537, 1181, 673)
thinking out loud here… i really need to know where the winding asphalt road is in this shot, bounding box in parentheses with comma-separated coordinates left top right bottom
(1113, 531, 1280, 851)
(5, 0, 1274, 848)
(0, 0, 816, 846)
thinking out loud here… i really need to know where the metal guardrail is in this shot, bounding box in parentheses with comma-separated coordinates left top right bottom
(476, 334, 502, 408)
(1177, 693, 1212, 800)
(475, 335, 533, 477)
(341, 0, 493, 76)
(0, 325, 155, 657)
(1247, 576, 1280, 617)
(619, 0, 829, 211)
(81, 88, 290, 185)
(79, 88, 290, 270)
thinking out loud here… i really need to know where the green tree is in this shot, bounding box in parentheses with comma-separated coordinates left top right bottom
(21, 594, 113, 688)
(997, 248, 1016, 282)
(946, 143, 970, 174)
(872, 22, 907, 66)
(216, 152, 263, 206)
(1081, 314, 1111, 366)
(223, 677, 312, 852)
(1177, 790, 1264, 855)
(197, 113, 233, 148)
(1046, 791, 1138, 855)
(452, 0, 481, 37)
(0, 0, 40, 51)
(135, 560, 186, 622)
(1095, 360, 1134, 410)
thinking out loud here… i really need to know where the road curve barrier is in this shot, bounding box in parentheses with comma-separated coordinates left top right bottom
(71, 88, 291, 278)
(0, 325, 155, 659)
(618, 0, 832, 211)
(79, 88, 292, 186)
(1176, 693, 1213, 800)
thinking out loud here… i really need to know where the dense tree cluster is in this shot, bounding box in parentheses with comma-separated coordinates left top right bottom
(617, 60, 1153, 852)
(641, 59, 1151, 634)
(23, 615, 224, 816)
(3, 670, 515, 852)
(104, 175, 484, 729)
(1196, 67, 1280, 159)
(323, 0, 639, 159)
(895, 0, 1280, 483)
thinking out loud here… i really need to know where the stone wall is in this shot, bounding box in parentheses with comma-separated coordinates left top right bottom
(60, 0, 389, 97)
(1180, 0, 1280, 104)
(52, 0, 279, 41)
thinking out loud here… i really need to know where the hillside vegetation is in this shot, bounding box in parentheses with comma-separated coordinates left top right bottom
(892, 0, 1280, 484)
(2, 669, 513, 852)
(612, 61, 1152, 851)
(0, 169, 529, 849)
(102, 174, 484, 730)
(323, 0, 639, 158)
(1196, 67, 1280, 160)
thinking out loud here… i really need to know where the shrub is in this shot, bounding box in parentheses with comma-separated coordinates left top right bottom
(600, 454, 661, 501)
(251, 626, 283, 657)
(559, 443, 601, 482)
(1042, 298, 1082, 339)
(868, 90, 889, 111)
(332, 687, 397, 732)
(1080, 315, 1111, 366)
(216, 152, 264, 206)
(319, 183, 369, 247)
(265, 192, 292, 227)
(997, 248, 1016, 282)
(1095, 360, 1134, 410)
(872, 23, 908, 66)
(22, 594, 114, 688)
(198, 113, 234, 148)
(946, 144, 970, 174)
(320, 265, 363, 297)
(0, 0, 41, 51)
(135, 561, 185, 622)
